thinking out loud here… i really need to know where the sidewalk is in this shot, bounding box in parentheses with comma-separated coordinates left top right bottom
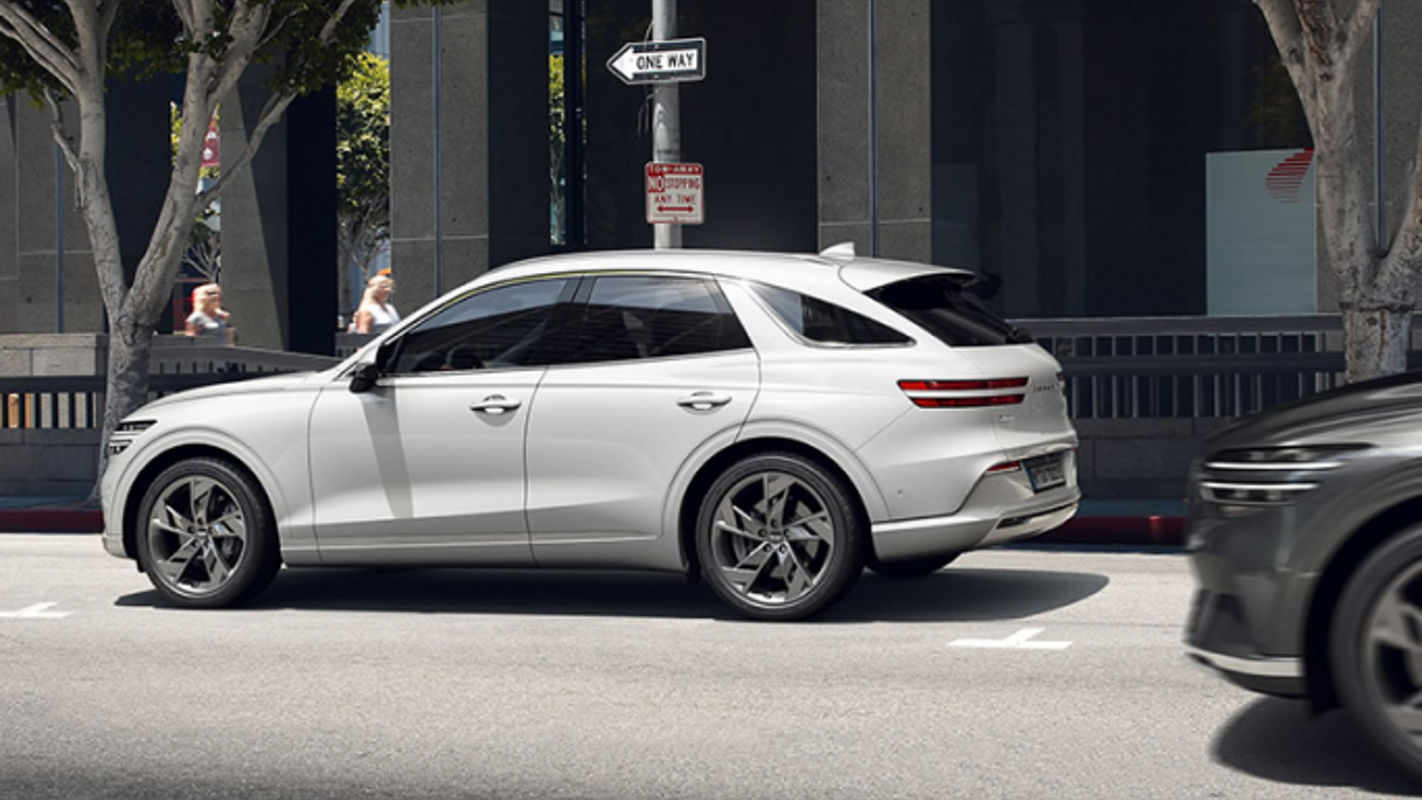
(0, 496, 1188, 545)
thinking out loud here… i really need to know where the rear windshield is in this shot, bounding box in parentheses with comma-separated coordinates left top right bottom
(867, 275, 1032, 347)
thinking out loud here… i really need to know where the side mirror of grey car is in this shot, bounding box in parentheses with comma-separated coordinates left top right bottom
(350, 363, 381, 394)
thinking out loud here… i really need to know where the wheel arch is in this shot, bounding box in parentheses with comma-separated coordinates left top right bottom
(676, 436, 874, 580)
(1302, 495, 1422, 712)
(122, 444, 277, 566)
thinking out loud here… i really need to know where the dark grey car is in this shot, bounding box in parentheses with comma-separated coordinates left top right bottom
(1186, 370, 1422, 781)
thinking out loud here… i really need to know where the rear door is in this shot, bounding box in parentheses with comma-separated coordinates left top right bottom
(523, 274, 760, 566)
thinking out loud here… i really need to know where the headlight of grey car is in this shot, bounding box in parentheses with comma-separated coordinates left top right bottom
(1199, 444, 1371, 507)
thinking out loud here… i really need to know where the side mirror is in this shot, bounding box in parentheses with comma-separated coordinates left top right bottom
(349, 363, 382, 394)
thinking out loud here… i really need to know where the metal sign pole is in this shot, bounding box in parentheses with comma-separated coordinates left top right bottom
(652, 0, 681, 249)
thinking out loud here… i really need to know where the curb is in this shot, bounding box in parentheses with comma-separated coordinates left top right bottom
(0, 508, 104, 534)
(1037, 515, 1185, 547)
(0, 508, 1187, 546)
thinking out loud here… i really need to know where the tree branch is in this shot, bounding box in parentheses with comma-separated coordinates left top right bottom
(1293, 0, 1340, 70)
(1380, 111, 1422, 287)
(0, 8, 81, 92)
(1255, 0, 1314, 102)
(195, 89, 297, 205)
(42, 90, 82, 177)
(1339, 0, 1381, 65)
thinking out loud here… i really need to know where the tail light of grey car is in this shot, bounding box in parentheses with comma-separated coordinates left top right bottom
(1197, 444, 1370, 513)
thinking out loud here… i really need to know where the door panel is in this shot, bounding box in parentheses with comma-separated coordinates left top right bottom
(524, 274, 761, 566)
(524, 352, 759, 561)
(308, 371, 541, 564)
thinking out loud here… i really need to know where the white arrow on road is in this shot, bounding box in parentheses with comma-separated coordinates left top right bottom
(0, 602, 72, 619)
(948, 627, 1071, 650)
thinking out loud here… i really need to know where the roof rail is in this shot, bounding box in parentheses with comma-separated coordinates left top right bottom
(819, 241, 856, 261)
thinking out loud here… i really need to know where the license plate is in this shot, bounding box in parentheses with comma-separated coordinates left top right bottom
(1025, 455, 1066, 493)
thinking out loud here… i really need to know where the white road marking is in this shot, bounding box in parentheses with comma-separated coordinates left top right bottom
(948, 627, 1071, 650)
(0, 602, 72, 619)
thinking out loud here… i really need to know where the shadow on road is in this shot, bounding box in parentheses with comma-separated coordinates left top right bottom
(1213, 696, 1419, 794)
(115, 565, 1108, 622)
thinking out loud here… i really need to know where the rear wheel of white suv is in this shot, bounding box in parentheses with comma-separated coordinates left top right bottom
(696, 452, 865, 620)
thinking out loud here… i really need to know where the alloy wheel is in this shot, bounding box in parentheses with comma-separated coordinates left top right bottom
(146, 475, 250, 598)
(707, 470, 836, 608)
(1362, 561, 1422, 745)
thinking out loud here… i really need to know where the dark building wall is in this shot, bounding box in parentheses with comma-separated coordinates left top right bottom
(932, 0, 1307, 318)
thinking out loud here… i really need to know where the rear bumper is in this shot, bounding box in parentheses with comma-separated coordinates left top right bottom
(870, 483, 1080, 562)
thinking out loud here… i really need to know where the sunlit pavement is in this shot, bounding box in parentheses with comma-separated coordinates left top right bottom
(0, 534, 1410, 800)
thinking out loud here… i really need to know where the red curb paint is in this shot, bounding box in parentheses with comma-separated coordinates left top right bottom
(0, 510, 104, 533)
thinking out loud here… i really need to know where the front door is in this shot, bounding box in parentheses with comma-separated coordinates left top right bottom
(308, 277, 575, 565)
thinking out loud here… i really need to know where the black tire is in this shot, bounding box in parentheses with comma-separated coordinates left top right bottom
(695, 452, 865, 620)
(867, 552, 959, 579)
(1330, 525, 1422, 783)
(135, 457, 281, 608)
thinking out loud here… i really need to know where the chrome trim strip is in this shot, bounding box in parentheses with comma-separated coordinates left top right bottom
(1186, 645, 1303, 679)
(1200, 481, 1318, 492)
(1204, 461, 1343, 471)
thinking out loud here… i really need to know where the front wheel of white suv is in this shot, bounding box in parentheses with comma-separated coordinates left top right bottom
(695, 452, 865, 620)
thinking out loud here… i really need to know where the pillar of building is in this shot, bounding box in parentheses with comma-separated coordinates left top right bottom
(221, 71, 337, 353)
(389, 0, 548, 310)
(817, 0, 931, 262)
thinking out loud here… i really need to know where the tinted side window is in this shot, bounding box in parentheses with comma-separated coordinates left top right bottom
(389, 279, 571, 373)
(752, 283, 911, 345)
(561, 275, 751, 363)
(868, 275, 1032, 347)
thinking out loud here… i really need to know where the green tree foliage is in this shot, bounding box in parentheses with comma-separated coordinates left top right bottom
(336, 50, 388, 312)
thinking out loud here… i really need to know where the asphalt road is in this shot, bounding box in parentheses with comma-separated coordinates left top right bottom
(0, 534, 1414, 800)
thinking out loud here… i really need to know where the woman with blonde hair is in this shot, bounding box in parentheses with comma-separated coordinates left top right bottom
(352, 273, 400, 334)
(184, 282, 234, 345)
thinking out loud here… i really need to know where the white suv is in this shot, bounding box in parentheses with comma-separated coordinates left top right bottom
(101, 245, 1079, 620)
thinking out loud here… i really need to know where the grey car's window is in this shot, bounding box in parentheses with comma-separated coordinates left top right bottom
(388, 279, 572, 373)
(752, 283, 910, 345)
(559, 275, 751, 363)
(868, 274, 1032, 347)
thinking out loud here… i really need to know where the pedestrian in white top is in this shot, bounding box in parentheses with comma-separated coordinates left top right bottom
(353, 274, 401, 335)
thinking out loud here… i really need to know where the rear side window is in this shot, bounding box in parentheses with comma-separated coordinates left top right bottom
(559, 275, 751, 363)
(868, 275, 1031, 347)
(752, 283, 910, 345)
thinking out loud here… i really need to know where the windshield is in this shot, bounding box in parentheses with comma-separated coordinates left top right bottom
(867, 275, 1031, 347)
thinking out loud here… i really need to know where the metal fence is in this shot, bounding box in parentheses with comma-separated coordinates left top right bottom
(1, 336, 340, 430)
(1018, 314, 1421, 419)
(4, 316, 1419, 428)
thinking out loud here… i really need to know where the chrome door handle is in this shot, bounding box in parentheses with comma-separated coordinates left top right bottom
(677, 391, 732, 410)
(469, 395, 522, 414)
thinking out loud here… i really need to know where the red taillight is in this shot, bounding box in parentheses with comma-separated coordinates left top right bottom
(897, 378, 1028, 391)
(898, 377, 1028, 408)
(986, 460, 1021, 473)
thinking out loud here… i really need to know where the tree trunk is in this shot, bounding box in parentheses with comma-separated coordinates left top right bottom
(92, 313, 153, 499)
(1344, 305, 1412, 383)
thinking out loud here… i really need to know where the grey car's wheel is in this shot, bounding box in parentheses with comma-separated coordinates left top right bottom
(1331, 526, 1422, 782)
(696, 452, 864, 621)
(867, 552, 959, 579)
(135, 457, 280, 608)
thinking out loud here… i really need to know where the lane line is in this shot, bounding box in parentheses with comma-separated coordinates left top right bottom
(948, 627, 1071, 650)
(0, 602, 72, 619)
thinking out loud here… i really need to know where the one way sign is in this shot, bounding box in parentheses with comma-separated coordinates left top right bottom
(606, 38, 707, 85)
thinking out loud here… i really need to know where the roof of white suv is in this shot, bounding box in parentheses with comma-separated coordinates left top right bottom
(476, 248, 975, 294)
